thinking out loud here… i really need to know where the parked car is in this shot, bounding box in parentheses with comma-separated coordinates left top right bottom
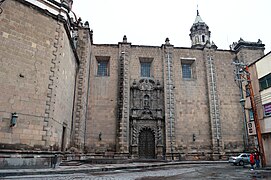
(228, 153, 250, 166)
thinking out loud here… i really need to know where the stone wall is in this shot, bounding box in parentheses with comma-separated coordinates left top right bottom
(214, 50, 244, 153)
(86, 44, 119, 153)
(0, 0, 77, 151)
(173, 48, 212, 158)
(88, 39, 265, 160)
(0, 0, 267, 162)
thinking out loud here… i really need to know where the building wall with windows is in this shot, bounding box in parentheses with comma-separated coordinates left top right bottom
(246, 51, 271, 165)
(0, 0, 268, 164)
(86, 37, 265, 160)
(86, 45, 119, 152)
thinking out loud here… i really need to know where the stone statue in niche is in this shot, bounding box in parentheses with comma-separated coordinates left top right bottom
(143, 95, 150, 109)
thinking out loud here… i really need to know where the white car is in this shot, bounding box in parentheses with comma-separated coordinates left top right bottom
(228, 153, 250, 166)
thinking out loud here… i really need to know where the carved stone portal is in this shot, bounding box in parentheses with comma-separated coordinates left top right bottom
(130, 78, 165, 159)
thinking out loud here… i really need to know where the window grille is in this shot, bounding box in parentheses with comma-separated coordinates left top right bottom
(182, 64, 192, 79)
(141, 62, 151, 77)
(97, 61, 108, 76)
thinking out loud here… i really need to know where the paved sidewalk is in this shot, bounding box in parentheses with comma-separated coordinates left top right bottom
(0, 161, 228, 177)
(1, 160, 271, 177)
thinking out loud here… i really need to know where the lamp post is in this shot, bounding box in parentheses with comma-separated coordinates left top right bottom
(233, 61, 266, 167)
(10, 112, 18, 127)
(239, 98, 248, 150)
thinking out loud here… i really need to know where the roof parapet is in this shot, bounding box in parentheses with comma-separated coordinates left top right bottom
(231, 38, 265, 52)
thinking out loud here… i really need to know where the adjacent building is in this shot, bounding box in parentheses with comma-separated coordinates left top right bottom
(245, 51, 271, 166)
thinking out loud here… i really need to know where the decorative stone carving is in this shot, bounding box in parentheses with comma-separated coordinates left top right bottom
(139, 79, 154, 90)
(130, 78, 164, 120)
(157, 125, 162, 145)
(130, 78, 165, 158)
(132, 125, 137, 145)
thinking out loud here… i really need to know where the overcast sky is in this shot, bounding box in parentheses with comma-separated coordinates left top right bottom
(73, 0, 271, 53)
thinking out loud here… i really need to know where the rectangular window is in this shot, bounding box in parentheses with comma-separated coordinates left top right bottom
(259, 73, 271, 91)
(96, 56, 110, 76)
(97, 61, 108, 76)
(140, 58, 153, 77)
(141, 62, 151, 77)
(181, 58, 195, 80)
(182, 64, 192, 79)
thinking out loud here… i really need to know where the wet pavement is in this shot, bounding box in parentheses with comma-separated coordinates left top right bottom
(1, 163, 271, 180)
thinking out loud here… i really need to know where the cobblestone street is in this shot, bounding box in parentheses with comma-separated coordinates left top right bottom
(2, 164, 271, 180)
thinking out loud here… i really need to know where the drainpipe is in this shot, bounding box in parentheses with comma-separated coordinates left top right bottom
(236, 63, 248, 150)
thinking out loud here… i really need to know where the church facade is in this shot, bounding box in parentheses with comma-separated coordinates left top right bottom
(87, 25, 264, 160)
(0, 0, 266, 165)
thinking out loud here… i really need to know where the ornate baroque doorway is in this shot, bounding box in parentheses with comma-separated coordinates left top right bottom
(139, 128, 155, 159)
(130, 78, 165, 159)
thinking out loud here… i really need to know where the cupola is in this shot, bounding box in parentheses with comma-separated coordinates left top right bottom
(189, 10, 211, 49)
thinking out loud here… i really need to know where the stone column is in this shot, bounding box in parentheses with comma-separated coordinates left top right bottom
(156, 120, 164, 159)
(131, 119, 138, 158)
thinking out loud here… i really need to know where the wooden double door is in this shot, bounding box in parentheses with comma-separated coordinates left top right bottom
(138, 129, 155, 159)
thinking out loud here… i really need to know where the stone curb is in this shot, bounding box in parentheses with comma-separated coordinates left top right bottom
(0, 161, 228, 177)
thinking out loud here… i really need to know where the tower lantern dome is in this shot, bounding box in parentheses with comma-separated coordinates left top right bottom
(189, 10, 211, 49)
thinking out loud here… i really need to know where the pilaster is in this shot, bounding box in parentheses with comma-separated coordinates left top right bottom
(43, 19, 63, 147)
(72, 26, 92, 151)
(162, 38, 176, 159)
(117, 36, 131, 154)
(204, 45, 223, 159)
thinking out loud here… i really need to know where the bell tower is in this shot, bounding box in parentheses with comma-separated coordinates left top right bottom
(189, 9, 211, 49)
